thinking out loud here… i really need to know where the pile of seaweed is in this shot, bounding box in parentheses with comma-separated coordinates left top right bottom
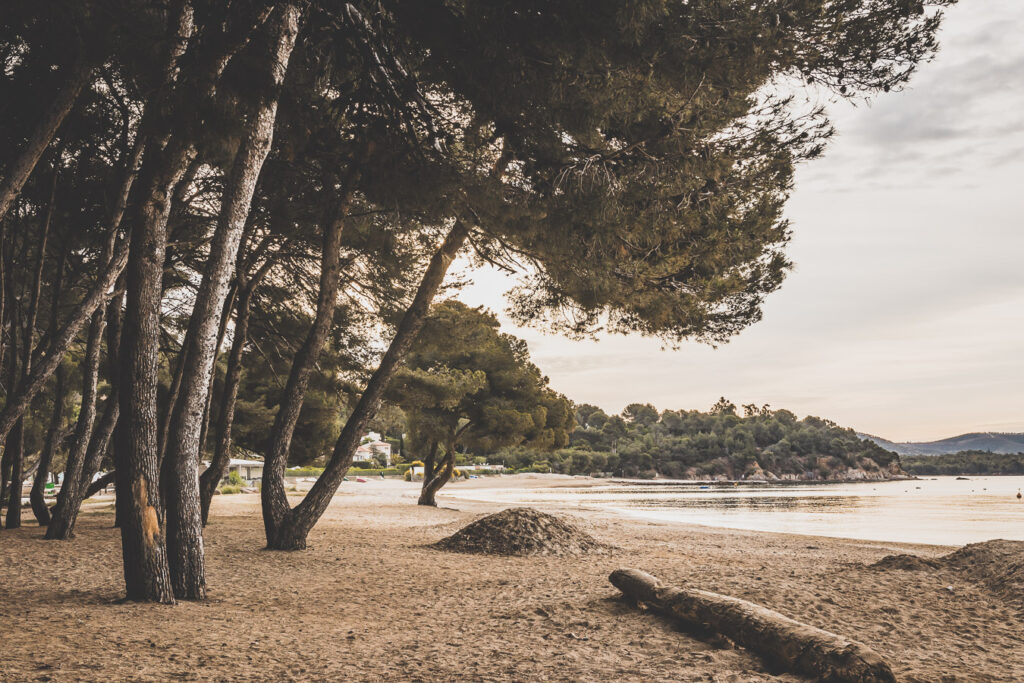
(433, 507, 612, 556)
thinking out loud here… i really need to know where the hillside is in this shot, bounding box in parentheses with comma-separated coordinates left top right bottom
(859, 432, 1024, 456)
(902, 451, 1024, 476)
(498, 400, 904, 481)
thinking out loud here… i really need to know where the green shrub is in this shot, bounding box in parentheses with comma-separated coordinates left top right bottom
(347, 467, 401, 477)
(227, 470, 244, 486)
(285, 466, 325, 478)
(219, 485, 242, 495)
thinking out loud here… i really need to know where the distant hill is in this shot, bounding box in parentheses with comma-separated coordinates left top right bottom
(858, 432, 1024, 456)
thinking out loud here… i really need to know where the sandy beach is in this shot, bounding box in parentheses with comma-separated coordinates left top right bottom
(2, 475, 1022, 682)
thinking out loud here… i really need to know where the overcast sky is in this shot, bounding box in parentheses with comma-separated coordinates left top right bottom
(455, 1, 1024, 442)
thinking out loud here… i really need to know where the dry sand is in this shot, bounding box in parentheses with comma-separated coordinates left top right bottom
(2, 475, 1022, 682)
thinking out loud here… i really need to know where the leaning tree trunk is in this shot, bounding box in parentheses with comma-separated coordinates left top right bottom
(199, 285, 251, 524)
(78, 287, 123, 501)
(6, 181, 55, 528)
(46, 310, 106, 539)
(3, 419, 25, 524)
(29, 240, 69, 525)
(419, 439, 455, 507)
(0, 60, 92, 222)
(30, 363, 67, 525)
(162, 3, 301, 600)
(265, 221, 471, 550)
(259, 138, 372, 546)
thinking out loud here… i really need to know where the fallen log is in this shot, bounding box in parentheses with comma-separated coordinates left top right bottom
(610, 568, 895, 683)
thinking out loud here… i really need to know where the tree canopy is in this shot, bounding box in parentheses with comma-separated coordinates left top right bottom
(390, 300, 573, 504)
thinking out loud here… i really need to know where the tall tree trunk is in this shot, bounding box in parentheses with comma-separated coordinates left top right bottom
(79, 288, 123, 498)
(163, 3, 302, 600)
(199, 286, 250, 525)
(29, 237, 69, 525)
(0, 307, 16, 511)
(30, 363, 67, 525)
(265, 221, 471, 550)
(114, 145, 185, 601)
(5, 174, 54, 529)
(46, 309, 105, 539)
(260, 194, 351, 544)
(0, 60, 92, 222)
(198, 233, 282, 524)
(195, 283, 235, 461)
(3, 419, 25, 524)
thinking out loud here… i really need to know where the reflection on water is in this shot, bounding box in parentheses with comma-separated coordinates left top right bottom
(454, 476, 1024, 546)
(641, 495, 854, 512)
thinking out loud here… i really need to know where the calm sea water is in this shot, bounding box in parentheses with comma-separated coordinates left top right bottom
(455, 475, 1024, 546)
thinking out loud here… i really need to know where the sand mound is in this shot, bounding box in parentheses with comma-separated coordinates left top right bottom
(869, 540, 1024, 606)
(942, 540, 1024, 601)
(871, 554, 941, 571)
(433, 507, 610, 556)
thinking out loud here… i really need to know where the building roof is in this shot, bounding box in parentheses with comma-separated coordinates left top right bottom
(229, 458, 265, 466)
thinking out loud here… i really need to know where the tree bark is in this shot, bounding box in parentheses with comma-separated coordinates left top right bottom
(197, 232, 285, 525)
(609, 568, 896, 683)
(163, 3, 301, 599)
(46, 309, 105, 539)
(0, 60, 92, 222)
(418, 438, 454, 506)
(265, 221, 471, 550)
(199, 284, 250, 525)
(5, 171, 54, 528)
(30, 363, 67, 525)
(112, 0, 272, 601)
(3, 419, 25, 524)
(29, 236, 69, 525)
(78, 288, 123, 501)
(114, 146, 182, 601)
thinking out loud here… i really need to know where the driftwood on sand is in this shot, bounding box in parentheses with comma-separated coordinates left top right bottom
(609, 568, 895, 683)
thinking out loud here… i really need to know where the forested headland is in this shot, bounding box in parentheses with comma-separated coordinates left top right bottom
(495, 399, 903, 481)
(901, 451, 1024, 476)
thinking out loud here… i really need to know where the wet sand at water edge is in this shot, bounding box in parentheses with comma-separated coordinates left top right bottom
(1, 475, 1022, 681)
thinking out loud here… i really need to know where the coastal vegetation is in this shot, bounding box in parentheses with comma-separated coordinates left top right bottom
(901, 451, 1024, 476)
(497, 399, 902, 480)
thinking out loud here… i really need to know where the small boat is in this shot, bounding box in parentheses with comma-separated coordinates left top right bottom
(356, 477, 367, 483)
(699, 485, 711, 490)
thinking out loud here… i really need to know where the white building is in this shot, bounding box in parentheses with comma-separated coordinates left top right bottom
(354, 439, 392, 466)
(200, 458, 264, 485)
(227, 458, 264, 484)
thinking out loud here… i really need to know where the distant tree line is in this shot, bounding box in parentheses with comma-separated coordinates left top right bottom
(495, 399, 900, 480)
(901, 451, 1024, 476)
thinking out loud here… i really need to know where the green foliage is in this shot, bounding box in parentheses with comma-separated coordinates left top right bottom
(219, 486, 243, 495)
(501, 399, 899, 479)
(285, 467, 325, 478)
(390, 301, 575, 461)
(902, 451, 1024, 476)
(347, 467, 401, 477)
(227, 470, 244, 486)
